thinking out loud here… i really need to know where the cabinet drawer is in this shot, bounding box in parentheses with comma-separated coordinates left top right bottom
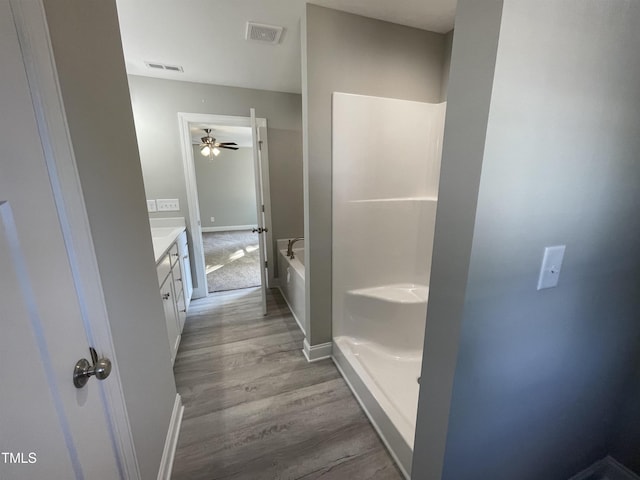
(156, 254, 171, 286)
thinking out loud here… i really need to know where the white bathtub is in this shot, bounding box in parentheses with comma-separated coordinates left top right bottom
(277, 239, 306, 336)
(333, 284, 428, 477)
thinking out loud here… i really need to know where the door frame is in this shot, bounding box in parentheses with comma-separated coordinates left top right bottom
(11, 1, 140, 478)
(177, 112, 275, 299)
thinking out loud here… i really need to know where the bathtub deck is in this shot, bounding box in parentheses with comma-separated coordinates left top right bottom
(171, 287, 403, 480)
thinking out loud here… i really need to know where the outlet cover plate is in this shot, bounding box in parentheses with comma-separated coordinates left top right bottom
(157, 199, 180, 211)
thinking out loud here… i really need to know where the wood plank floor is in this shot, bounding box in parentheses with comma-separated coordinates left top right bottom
(171, 287, 403, 480)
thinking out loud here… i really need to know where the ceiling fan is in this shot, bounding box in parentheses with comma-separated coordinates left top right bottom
(199, 128, 238, 158)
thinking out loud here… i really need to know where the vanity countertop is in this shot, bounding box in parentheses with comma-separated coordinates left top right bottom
(151, 226, 185, 263)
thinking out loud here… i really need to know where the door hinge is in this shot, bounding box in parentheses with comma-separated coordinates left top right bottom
(258, 140, 263, 151)
(264, 260, 268, 269)
(261, 204, 265, 212)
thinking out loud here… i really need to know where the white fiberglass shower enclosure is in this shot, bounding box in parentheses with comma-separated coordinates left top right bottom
(332, 93, 445, 477)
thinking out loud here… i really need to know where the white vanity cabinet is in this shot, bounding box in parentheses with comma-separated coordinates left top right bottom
(153, 227, 192, 365)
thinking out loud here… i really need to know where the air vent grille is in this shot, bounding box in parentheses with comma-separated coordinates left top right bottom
(144, 61, 184, 72)
(246, 22, 284, 44)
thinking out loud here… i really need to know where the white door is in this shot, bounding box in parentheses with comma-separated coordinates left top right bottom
(0, 2, 123, 479)
(250, 108, 268, 315)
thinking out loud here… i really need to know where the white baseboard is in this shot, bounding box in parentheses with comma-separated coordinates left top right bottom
(157, 394, 184, 480)
(302, 339, 332, 362)
(570, 455, 640, 480)
(201, 225, 255, 233)
(567, 456, 606, 480)
(606, 456, 640, 479)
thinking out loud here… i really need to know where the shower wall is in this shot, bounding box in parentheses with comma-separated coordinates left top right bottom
(332, 93, 446, 339)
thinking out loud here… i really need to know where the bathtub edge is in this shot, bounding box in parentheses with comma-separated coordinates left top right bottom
(277, 285, 306, 337)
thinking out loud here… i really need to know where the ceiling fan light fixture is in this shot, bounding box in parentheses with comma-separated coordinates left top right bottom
(197, 128, 238, 158)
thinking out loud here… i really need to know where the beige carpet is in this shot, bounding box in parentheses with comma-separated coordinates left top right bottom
(202, 231, 261, 292)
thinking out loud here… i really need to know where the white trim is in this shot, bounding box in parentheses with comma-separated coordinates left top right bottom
(257, 125, 276, 289)
(177, 112, 271, 300)
(569, 456, 640, 480)
(157, 394, 184, 480)
(569, 458, 605, 480)
(607, 456, 640, 479)
(277, 286, 305, 336)
(201, 225, 256, 233)
(302, 339, 332, 362)
(178, 113, 206, 299)
(250, 108, 268, 315)
(10, 2, 140, 478)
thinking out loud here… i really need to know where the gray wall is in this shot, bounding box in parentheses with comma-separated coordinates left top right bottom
(303, 4, 448, 345)
(128, 76, 303, 271)
(43, 1, 178, 478)
(414, 0, 640, 479)
(193, 146, 257, 229)
(440, 30, 454, 101)
(612, 360, 640, 473)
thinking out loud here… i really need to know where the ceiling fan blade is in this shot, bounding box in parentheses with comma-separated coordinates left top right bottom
(217, 142, 238, 146)
(219, 145, 239, 150)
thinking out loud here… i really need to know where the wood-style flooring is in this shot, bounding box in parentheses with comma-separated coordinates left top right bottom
(171, 287, 403, 480)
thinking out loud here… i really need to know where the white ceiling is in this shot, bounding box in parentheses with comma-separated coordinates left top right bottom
(116, 0, 456, 94)
(190, 124, 253, 147)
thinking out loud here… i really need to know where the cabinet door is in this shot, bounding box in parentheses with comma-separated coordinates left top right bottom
(160, 279, 180, 364)
(172, 260, 186, 333)
(178, 231, 193, 305)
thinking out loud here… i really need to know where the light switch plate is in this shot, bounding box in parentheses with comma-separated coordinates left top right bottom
(537, 245, 566, 290)
(157, 199, 180, 211)
(146, 200, 157, 212)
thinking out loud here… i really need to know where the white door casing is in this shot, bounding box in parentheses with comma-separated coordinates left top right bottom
(250, 108, 269, 314)
(1, 1, 138, 478)
(177, 112, 273, 299)
(257, 124, 275, 289)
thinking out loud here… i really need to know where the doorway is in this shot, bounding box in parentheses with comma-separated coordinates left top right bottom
(178, 112, 274, 311)
(191, 124, 259, 292)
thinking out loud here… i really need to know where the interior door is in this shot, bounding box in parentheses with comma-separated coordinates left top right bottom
(250, 108, 268, 315)
(0, 2, 122, 478)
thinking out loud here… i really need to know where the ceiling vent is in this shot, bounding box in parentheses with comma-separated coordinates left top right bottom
(245, 22, 284, 45)
(144, 61, 184, 72)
